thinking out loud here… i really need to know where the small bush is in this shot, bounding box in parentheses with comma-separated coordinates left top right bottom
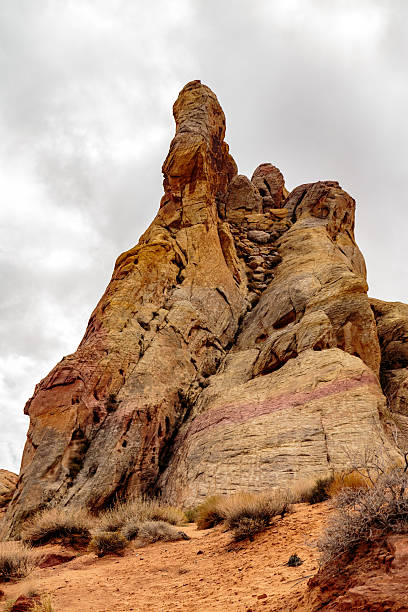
(196, 496, 225, 530)
(287, 553, 303, 567)
(302, 476, 334, 504)
(318, 467, 408, 565)
(88, 531, 129, 557)
(31, 595, 54, 612)
(0, 542, 40, 582)
(97, 503, 134, 533)
(222, 490, 292, 541)
(121, 519, 140, 542)
(327, 470, 371, 498)
(97, 498, 185, 533)
(137, 521, 190, 545)
(229, 516, 269, 541)
(141, 500, 185, 525)
(184, 507, 198, 523)
(21, 507, 92, 548)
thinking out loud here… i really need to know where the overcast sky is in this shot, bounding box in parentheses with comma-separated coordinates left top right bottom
(1, 0, 407, 472)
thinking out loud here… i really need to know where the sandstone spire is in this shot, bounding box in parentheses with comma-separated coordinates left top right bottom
(3, 82, 400, 536)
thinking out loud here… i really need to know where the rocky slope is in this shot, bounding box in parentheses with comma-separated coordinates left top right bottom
(3, 80, 406, 535)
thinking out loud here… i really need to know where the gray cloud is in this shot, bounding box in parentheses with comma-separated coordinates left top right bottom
(1, 0, 407, 471)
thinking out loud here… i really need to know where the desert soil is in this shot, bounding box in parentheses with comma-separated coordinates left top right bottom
(2, 503, 328, 612)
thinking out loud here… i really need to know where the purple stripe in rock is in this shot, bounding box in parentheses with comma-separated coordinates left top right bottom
(187, 371, 378, 438)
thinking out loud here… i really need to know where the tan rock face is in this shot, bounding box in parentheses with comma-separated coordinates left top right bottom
(3, 81, 396, 535)
(370, 298, 408, 440)
(0, 470, 17, 509)
(159, 349, 391, 505)
(251, 163, 288, 210)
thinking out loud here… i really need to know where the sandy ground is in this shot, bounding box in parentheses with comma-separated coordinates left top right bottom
(2, 503, 328, 612)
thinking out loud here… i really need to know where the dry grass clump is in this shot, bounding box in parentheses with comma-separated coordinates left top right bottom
(183, 507, 198, 523)
(88, 531, 129, 557)
(195, 495, 225, 530)
(31, 594, 54, 612)
(0, 542, 41, 582)
(318, 467, 408, 565)
(97, 498, 185, 533)
(222, 490, 292, 541)
(326, 470, 371, 498)
(142, 500, 185, 525)
(120, 518, 140, 541)
(21, 507, 92, 548)
(136, 521, 190, 545)
(300, 476, 334, 505)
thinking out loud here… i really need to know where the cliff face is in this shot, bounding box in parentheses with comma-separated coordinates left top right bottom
(3, 81, 404, 535)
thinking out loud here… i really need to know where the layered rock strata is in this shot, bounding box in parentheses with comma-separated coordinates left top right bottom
(3, 81, 404, 535)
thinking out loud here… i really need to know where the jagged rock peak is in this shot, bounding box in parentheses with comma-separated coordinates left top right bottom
(251, 163, 288, 210)
(160, 80, 237, 210)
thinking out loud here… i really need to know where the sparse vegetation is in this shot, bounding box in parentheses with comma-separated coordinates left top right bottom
(97, 498, 185, 534)
(0, 542, 41, 582)
(222, 490, 292, 541)
(326, 470, 371, 498)
(287, 553, 303, 567)
(318, 467, 408, 565)
(121, 518, 140, 541)
(195, 495, 225, 530)
(184, 507, 198, 523)
(21, 507, 92, 548)
(136, 521, 190, 545)
(31, 595, 54, 612)
(302, 476, 334, 504)
(88, 531, 129, 557)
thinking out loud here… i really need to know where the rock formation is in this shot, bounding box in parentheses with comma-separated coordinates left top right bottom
(0, 470, 17, 511)
(3, 80, 406, 536)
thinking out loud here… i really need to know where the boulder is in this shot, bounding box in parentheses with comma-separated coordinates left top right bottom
(251, 163, 288, 210)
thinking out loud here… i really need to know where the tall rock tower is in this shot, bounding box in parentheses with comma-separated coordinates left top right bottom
(4, 81, 402, 536)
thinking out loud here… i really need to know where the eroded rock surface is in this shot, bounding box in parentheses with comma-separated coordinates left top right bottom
(3, 80, 398, 535)
(0, 470, 17, 509)
(306, 535, 408, 611)
(371, 298, 408, 441)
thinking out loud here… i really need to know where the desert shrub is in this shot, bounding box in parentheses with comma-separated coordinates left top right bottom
(88, 531, 129, 557)
(21, 507, 92, 547)
(121, 518, 140, 541)
(287, 553, 303, 567)
(184, 507, 198, 523)
(140, 500, 185, 525)
(302, 476, 334, 505)
(0, 542, 40, 582)
(327, 470, 371, 498)
(195, 496, 225, 530)
(229, 516, 269, 541)
(30, 595, 54, 612)
(96, 502, 137, 533)
(222, 490, 292, 541)
(318, 467, 408, 565)
(97, 498, 184, 533)
(136, 521, 190, 545)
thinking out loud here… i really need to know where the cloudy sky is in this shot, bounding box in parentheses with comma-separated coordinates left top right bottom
(1, 0, 407, 472)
